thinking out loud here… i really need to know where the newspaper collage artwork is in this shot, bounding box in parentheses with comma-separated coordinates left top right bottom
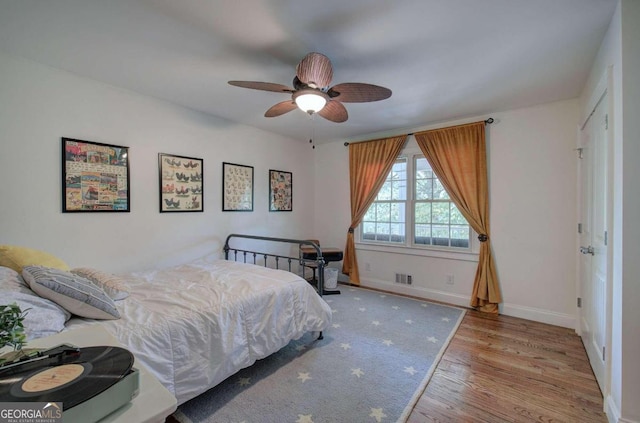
(63, 139, 129, 212)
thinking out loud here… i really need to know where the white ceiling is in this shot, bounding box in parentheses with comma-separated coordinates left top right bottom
(0, 0, 617, 144)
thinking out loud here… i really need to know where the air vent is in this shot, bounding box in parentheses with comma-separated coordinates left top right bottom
(395, 273, 412, 285)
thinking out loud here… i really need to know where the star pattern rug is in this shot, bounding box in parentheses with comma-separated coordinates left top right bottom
(174, 285, 465, 423)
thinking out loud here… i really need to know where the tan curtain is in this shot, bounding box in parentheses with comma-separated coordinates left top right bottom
(342, 135, 407, 284)
(414, 121, 501, 313)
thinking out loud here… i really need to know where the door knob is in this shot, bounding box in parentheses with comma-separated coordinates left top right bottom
(580, 245, 595, 255)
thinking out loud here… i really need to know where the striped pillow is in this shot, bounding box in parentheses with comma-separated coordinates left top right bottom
(22, 266, 120, 320)
(71, 268, 130, 301)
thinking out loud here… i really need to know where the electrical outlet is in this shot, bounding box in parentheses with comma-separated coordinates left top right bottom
(446, 274, 454, 285)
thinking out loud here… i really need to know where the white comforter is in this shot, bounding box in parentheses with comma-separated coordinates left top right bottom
(65, 257, 332, 404)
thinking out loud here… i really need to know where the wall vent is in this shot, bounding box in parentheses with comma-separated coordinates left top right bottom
(395, 273, 412, 285)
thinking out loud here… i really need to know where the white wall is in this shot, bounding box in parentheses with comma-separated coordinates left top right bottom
(0, 52, 316, 273)
(619, 2, 640, 419)
(579, 1, 640, 421)
(314, 98, 579, 328)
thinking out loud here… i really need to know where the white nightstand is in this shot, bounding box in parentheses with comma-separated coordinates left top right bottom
(22, 325, 177, 423)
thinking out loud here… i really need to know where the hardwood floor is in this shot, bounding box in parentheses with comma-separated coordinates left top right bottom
(166, 307, 607, 423)
(407, 310, 607, 422)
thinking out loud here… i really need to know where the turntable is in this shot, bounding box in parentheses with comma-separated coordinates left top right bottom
(0, 344, 140, 423)
(0, 325, 176, 422)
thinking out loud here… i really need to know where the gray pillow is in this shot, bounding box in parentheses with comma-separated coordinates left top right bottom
(0, 266, 70, 340)
(22, 266, 120, 320)
(70, 268, 130, 301)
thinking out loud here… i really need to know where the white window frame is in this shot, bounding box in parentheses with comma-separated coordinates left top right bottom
(356, 141, 479, 262)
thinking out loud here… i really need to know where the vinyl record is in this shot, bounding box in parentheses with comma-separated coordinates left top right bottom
(0, 346, 134, 410)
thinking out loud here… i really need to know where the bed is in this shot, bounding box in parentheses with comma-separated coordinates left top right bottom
(0, 235, 333, 405)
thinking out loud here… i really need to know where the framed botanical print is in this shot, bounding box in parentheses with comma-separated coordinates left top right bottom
(269, 169, 292, 212)
(222, 162, 254, 211)
(62, 137, 130, 212)
(159, 153, 203, 212)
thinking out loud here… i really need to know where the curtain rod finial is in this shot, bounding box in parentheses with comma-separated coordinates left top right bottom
(485, 118, 494, 124)
(344, 142, 350, 146)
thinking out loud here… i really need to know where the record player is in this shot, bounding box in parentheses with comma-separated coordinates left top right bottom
(0, 344, 140, 423)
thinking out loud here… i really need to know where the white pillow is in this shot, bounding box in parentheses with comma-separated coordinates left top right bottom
(1, 266, 70, 340)
(71, 268, 130, 301)
(22, 266, 120, 320)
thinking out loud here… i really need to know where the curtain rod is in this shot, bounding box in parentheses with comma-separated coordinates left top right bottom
(343, 118, 494, 146)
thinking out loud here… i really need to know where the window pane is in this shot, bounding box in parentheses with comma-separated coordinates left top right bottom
(390, 202, 405, 223)
(433, 179, 449, 200)
(451, 226, 469, 240)
(390, 223, 404, 234)
(432, 225, 450, 246)
(377, 181, 391, 201)
(432, 202, 450, 224)
(363, 205, 376, 222)
(450, 204, 466, 224)
(390, 224, 405, 243)
(416, 157, 433, 178)
(391, 159, 407, 201)
(451, 226, 470, 248)
(377, 203, 390, 221)
(393, 160, 407, 173)
(415, 223, 430, 236)
(415, 202, 431, 224)
(392, 169, 406, 183)
(432, 225, 449, 238)
(362, 222, 376, 235)
(414, 224, 431, 245)
(376, 223, 390, 235)
(391, 180, 407, 200)
(415, 179, 432, 200)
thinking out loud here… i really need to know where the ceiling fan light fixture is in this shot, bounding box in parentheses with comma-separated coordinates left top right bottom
(294, 90, 327, 114)
(228, 52, 392, 123)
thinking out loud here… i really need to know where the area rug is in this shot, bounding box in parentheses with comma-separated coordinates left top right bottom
(173, 286, 465, 423)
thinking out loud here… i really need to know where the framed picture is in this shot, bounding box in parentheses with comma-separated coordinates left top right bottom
(159, 153, 203, 212)
(269, 169, 292, 212)
(222, 162, 254, 211)
(62, 138, 130, 212)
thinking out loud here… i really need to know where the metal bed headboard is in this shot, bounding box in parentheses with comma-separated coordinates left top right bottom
(223, 233, 326, 298)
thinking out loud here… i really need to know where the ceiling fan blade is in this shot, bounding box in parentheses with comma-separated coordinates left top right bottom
(318, 100, 348, 123)
(265, 100, 298, 117)
(296, 53, 333, 88)
(328, 83, 392, 103)
(228, 81, 294, 93)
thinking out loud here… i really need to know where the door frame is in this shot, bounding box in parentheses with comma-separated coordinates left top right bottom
(576, 66, 614, 401)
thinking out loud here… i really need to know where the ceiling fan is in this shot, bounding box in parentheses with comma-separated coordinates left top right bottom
(228, 52, 392, 123)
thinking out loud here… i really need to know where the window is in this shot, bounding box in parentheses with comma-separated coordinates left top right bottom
(360, 154, 471, 250)
(361, 159, 407, 244)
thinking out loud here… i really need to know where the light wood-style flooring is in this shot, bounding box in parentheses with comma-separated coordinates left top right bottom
(407, 310, 607, 422)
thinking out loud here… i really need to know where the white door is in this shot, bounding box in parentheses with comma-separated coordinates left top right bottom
(579, 92, 608, 391)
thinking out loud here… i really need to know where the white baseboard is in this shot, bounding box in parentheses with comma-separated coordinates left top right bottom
(358, 277, 472, 309)
(500, 303, 576, 329)
(356, 276, 576, 328)
(605, 394, 639, 423)
(606, 395, 620, 423)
